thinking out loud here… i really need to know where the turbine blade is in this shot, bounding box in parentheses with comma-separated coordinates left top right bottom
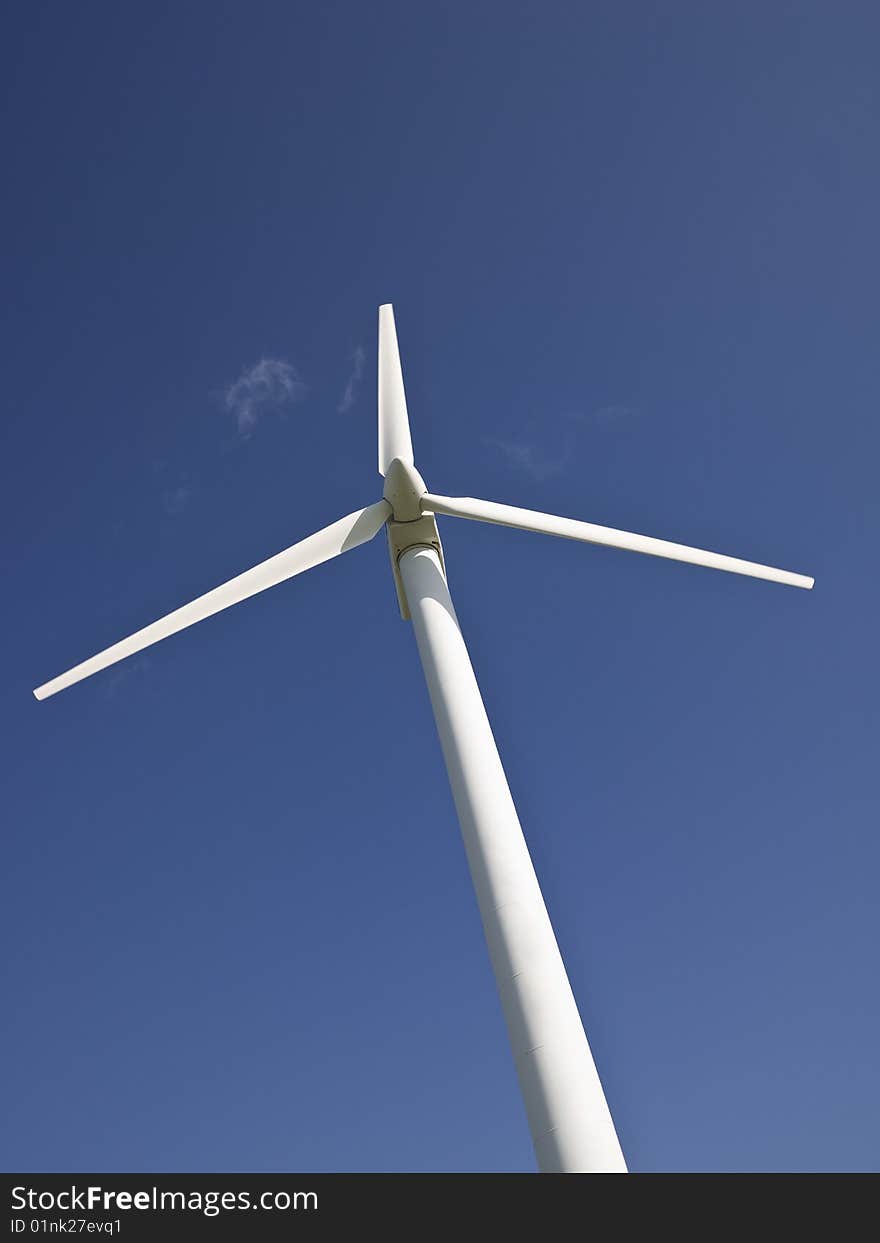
(34, 500, 391, 701)
(421, 494, 814, 590)
(377, 303, 414, 475)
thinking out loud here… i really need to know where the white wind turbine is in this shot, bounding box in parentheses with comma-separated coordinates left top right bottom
(35, 305, 814, 1173)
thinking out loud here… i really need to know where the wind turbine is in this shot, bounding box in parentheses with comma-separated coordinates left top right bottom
(34, 305, 814, 1173)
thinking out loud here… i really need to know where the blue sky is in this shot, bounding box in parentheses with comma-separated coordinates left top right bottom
(3, 2, 878, 1172)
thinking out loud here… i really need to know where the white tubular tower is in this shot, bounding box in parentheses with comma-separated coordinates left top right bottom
(399, 545, 627, 1172)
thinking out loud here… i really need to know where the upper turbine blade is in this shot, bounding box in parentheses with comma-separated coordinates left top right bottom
(34, 500, 392, 701)
(421, 494, 814, 590)
(377, 303, 414, 475)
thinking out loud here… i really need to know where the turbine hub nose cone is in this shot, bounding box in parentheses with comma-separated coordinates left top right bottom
(383, 457, 427, 522)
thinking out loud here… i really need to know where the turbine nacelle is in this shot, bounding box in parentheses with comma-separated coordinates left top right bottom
(382, 457, 427, 522)
(383, 458, 445, 620)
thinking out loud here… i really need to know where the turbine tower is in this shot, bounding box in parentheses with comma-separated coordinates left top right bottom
(34, 305, 814, 1172)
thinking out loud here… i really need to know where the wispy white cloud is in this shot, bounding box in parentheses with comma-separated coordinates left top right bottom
(152, 460, 195, 518)
(161, 484, 193, 515)
(485, 436, 572, 482)
(337, 345, 366, 413)
(225, 358, 306, 436)
(488, 405, 641, 479)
